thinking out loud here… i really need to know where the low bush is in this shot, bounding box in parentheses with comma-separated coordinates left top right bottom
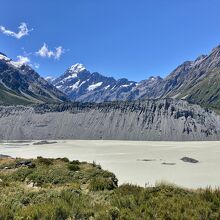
(37, 157, 53, 165)
(60, 157, 69, 163)
(70, 160, 80, 165)
(89, 177, 116, 191)
(67, 164, 80, 171)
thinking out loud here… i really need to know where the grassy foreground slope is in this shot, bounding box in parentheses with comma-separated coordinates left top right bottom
(0, 157, 220, 220)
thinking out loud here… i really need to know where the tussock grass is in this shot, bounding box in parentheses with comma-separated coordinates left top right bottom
(0, 157, 220, 219)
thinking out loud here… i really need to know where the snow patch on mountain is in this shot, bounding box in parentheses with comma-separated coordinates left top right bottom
(87, 82, 103, 91)
(104, 85, 110, 90)
(69, 80, 80, 90)
(0, 53, 10, 62)
(63, 73, 78, 81)
(121, 84, 130, 88)
(0, 53, 30, 69)
(69, 63, 86, 73)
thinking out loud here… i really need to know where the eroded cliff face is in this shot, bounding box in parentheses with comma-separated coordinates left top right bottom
(0, 99, 219, 141)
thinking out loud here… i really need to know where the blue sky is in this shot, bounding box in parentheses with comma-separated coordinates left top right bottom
(0, 0, 220, 81)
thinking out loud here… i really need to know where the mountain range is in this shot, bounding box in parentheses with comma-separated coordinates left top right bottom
(0, 45, 220, 140)
(50, 45, 220, 109)
(0, 52, 67, 105)
(0, 44, 219, 110)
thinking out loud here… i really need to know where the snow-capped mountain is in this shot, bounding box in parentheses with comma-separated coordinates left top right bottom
(52, 63, 137, 102)
(51, 44, 220, 109)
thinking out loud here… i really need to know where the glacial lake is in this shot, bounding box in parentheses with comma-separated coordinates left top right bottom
(1, 140, 220, 189)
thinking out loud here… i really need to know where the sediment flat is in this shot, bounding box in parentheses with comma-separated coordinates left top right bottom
(1, 140, 220, 189)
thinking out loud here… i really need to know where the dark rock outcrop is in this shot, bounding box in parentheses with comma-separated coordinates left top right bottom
(15, 160, 35, 168)
(181, 157, 199, 163)
(33, 141, 57, 145)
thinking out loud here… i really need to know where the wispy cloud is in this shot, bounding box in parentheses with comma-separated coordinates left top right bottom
(36, 43, 64, 60)
(0, 22, 33, 39)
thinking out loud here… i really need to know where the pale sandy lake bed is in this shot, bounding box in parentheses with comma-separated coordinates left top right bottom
(1, 140, 220, 189)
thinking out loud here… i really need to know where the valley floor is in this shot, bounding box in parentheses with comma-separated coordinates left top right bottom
(1, 140, 220, 189)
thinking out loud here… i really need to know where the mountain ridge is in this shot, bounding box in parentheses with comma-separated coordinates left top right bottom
(0, 53, 68, 105)
(50, 45, 220, 109)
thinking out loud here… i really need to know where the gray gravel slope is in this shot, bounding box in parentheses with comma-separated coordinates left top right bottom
(0, 99, 219, 141)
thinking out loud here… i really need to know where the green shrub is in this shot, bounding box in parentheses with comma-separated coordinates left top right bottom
(108, 207, 120, 220)
(70, 160, 80, 165)
(68, 164, 80, 171)
(60, 157, 69, 163)
(28, 163, 36, 169)
(89, 177, 116, 191)
(1, 157, 220, 219)
(37, 157, 53, 165)
(5, 167, 33, 182)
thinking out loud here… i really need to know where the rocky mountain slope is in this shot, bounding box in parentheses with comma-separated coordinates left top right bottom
(0, 52, 67, 105)
(51, 63, 161, 103)
(144, 46, 220, 109)
(51, 45, 220, 109)
(0, 99, 219, 140)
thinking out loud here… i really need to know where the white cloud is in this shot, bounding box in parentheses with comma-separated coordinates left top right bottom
(36, 43, 64, 60)
(12, 56, 40, 70)
(0, 22, 33, 39)
(16, 55, 30, 65)
(54, 46, 64, 59)
(36, 43, 53, 58)
(10, 55, 31, 68)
